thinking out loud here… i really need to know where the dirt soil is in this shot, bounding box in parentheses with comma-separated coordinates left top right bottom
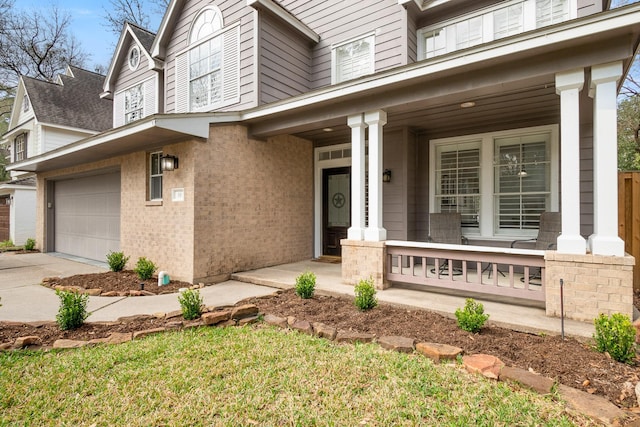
(43, 271, 193, 295)
(1, 272, 639, 413)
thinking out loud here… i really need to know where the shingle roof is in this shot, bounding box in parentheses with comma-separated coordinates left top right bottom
(128, 22, 156, 55)
(22, 67, 112, 132)
(6, 176, 36, 186)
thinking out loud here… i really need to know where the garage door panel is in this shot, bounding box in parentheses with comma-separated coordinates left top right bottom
(54, 172, 120, 262)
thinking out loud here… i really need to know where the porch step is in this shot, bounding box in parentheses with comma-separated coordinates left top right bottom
(311, 256, 342, 264)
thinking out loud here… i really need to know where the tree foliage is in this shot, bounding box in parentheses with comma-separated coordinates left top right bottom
(102, 0, 169, 36)
(618, 95, 640, 170)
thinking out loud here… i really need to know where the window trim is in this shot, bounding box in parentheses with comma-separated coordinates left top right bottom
(14, 133, 27, 162)
(429, 125, 559, 239)
(331, 32, 376, 84)
(128, 45, 140, 71)
(149, 151, 163, 201)
(124, 82, 144, 124)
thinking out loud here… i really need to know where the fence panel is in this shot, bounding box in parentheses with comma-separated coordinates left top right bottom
(618, 171, 640, 291)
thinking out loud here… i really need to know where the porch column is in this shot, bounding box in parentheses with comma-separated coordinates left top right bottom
(364, 110, 387, 241)
(555, 68, 586, 254)
(588, 62, 625, 256)
(348, 113, 367, 240)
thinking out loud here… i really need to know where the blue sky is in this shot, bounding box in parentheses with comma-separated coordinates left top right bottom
(18, 0, 164, 70)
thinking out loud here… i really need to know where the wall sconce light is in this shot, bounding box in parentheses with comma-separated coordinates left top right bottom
(383, 169, 392, 183)
(161, 154, 179, 172)
(517, 167, 528, 177)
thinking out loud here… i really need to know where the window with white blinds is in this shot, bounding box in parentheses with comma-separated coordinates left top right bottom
(435, 143, 481, 230)
(332, 34, 375, 84)
(149, 151, 163, 201)
(494, 135, 551, 233)
(418, 0, 574, 60)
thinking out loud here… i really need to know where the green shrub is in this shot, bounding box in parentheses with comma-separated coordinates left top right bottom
(593, 313, 637, 364)
(178, 289, 204, 320)
(295, 271, 316, 299)
(56, 290, 89, 330)
(134, 257, 157, 280)
(455, 298, 489, 333)
(0, 239, 13, 248)
(23, 238, 35, 251)
(106, 251, 130, 272)
(354, 277, 378, 311)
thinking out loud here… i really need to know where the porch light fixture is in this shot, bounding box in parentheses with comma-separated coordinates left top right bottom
(383, 169, 392, 183)
(460, 101, 476, 108)
(518, 167, 528, 177)
(161, 154, 179, 172)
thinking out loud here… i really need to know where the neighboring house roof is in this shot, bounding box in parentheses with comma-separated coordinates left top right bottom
(22, 67, 112, 132)
(5, 176, 35, 186)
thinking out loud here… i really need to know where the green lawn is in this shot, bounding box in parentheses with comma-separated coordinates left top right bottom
(0, 326, 593, 426)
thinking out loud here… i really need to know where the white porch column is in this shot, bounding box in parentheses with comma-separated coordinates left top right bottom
(588, 61, 625, 256)
(555, 68, 586, 254)
(364, 110, 387, 241)
(348, 113, 367, 240)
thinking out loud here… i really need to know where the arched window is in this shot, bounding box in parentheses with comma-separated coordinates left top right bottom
(190, 7, 223, 44)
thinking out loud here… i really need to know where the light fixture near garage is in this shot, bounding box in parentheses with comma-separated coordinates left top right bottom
(383, 169, 392, 183)
(460, 101, 476, 108)
(161, 154, 179, 172)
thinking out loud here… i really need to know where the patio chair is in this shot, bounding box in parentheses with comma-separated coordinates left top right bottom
(427, 212, 468, 275)
(510, 211, 562, 284)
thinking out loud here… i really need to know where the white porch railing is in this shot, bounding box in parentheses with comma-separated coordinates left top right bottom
(385, 240, 546, 302)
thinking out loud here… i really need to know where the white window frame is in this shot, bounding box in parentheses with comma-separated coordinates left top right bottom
(149, 151, 163, 201)
(124, 83, 144, 124)
(429, 125, 559, 239)
(128, 45, 140, 71)
(417, 0, 577, 60)
(14, 133, 27, 162)
(331, 33, 375, 84)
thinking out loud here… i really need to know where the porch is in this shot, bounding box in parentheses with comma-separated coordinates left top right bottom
(230, 259, 595, 338)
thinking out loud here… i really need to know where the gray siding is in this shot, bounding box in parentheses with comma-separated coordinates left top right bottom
(114, 38, 156, 93)
(258, 11, 312, 104)
(279, 0, 405, 89)
(578, 0, 603, 17)
(164, 0, 255, 113)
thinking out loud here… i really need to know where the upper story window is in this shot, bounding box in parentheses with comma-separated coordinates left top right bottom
(418, 0, 575, 60)
(14, 133, 27, 162)
(128, 46, 140, 71)
(22, 95, 30, 113)
(124, 83, 144, 124)
(174, 6, 240, 113)
(332, 34, 375, 84)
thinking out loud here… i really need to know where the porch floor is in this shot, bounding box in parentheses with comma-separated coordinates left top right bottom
(231, 259, 595, 339)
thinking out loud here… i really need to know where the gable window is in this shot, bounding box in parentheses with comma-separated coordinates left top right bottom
(124, 84, 144, 124)
(149, 151, 163, 201)
(430, 126, 558, 238)
(14, 133, 27, 162)
(332, 34, 375, 84)
(174, 6, 239, 113)
(22, 95, 30, 113)
(418, 0, 575, 60)
(128, 46, 140, 71)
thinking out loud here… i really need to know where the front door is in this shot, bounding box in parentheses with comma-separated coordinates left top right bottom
(322, 167, 350, 256)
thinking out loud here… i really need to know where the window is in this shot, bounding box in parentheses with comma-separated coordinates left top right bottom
(435, 143, 481, 230)
(128, 46, 140, 70)
(418, 0, 574, 60)
(22, 95, 30, 113)
(332, 34, 375, 84)
(124, 84, 144, 124)
(430, 126, 558, 238)
(149, 151, 163, 201)
(174, 6, 240, 113)
(14, 133, 27, 162)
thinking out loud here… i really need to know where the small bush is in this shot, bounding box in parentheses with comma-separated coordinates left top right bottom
(178, 289, 204, 320)
(134, 257, 157, 280)
(0, 239, 14, 248)
(455, 298, 489, 333)
(23, 238, 35, 251)
(56, 290, 89, 330)
(354, 277, 377, 311)
(106, 251, 130, 272)
(295, 271, 316, 299)
(593, 313, 637, 364)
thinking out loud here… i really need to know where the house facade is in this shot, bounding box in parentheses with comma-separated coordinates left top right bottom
(0, 67, 112, 245)
(8, 0, 640, 323)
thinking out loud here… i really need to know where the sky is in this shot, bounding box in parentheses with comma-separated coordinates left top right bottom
(17, 0, 164, 70)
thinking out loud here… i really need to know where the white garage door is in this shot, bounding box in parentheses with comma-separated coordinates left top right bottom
(54, 172, 120, 262)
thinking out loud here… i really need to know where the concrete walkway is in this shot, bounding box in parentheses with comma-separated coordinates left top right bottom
(0, 252, 596, 338)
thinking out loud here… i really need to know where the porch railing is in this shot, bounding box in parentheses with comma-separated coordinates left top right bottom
(385, 240, 546, 302)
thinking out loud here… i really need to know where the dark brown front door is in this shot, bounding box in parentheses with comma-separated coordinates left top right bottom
(322, 167, 350, 256)
(0, 197, 9, 242)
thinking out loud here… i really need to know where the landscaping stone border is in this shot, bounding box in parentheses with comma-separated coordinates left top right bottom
(40, 277, 209, 297)
(1, 305, 633, 426)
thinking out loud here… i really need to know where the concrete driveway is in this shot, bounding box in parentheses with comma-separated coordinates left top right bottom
(0, 252, 277, 322)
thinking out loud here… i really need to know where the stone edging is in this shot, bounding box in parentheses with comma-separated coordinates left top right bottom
(40, 277, 208, 297)
(1, 305, 633, 425)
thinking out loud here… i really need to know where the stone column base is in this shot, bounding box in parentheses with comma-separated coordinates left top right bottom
(341, 239, 388, 290)
(545, 252, 635, 322)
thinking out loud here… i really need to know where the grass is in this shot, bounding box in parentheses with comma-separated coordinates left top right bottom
(0, 326, 593, 426)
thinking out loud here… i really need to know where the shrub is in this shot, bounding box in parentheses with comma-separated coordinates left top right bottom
(134, 257, 157, 280)
(56, 290, 89, 330)
(178, 289, 204, 320)
(106, 251, 130, 272)
(455, 298, 489, 333)
(354, 277, 377, 311)
(593, 313, 637, 364)
(295, 271, 316, 299)
(0, 239, 13, 248)
(23, 238, 35, 251)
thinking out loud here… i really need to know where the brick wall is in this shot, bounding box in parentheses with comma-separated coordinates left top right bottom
(341, 239, 388, 289)
(545, 252, 635, 321)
